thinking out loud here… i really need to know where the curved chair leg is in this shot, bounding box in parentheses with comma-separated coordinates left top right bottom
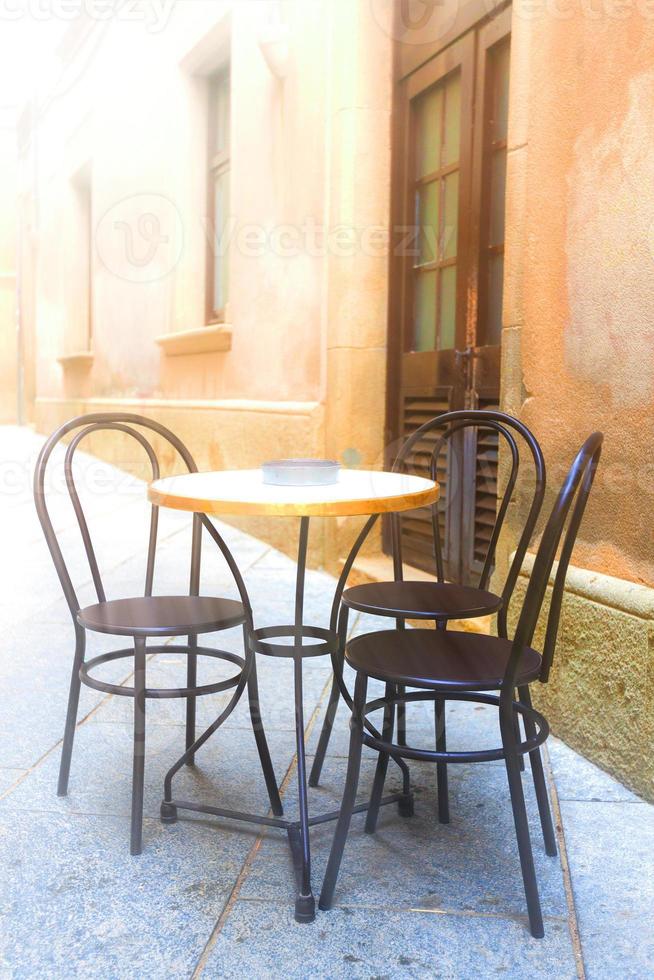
(502, 712, 544, 938)
(435, 696, 450, 824)
(185, 634, 197, 766)
(57, 626, 86, 797)
(309, 672, 341, 788)
(247, 639, 283, 816)
(309, 605, 349, 787)
(519, 686, 557, 857)
(319, 670, 368, 911)
(131, 637, 147, 856)
(365, 682, 395, 833)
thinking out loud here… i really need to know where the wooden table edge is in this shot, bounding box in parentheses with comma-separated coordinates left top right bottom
(147, 481, 439, 518)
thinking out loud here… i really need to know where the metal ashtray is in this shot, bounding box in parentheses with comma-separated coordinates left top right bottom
(262, 459, 340, 486)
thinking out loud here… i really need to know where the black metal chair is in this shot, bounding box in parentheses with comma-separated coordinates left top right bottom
(34, 413, 282, 855)
(318, 432, 602, 938)
(310, 410, 546, 809)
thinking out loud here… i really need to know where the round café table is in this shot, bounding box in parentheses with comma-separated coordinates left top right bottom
(148, 467, 439, 922)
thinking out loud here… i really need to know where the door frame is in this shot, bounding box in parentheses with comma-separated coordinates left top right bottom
(384, 2, 513, 577)
(469, 7, 513, 360)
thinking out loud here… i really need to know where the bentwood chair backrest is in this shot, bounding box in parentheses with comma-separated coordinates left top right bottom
(393, 410, 546, 636)
(501, 432, 603, 696)
(33, 413, 251, 624)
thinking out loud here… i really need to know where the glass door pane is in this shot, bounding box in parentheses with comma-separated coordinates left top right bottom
(411, 69, 461, 353)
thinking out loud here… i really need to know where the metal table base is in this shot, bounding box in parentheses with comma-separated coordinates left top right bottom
(160, 516, 412, 923)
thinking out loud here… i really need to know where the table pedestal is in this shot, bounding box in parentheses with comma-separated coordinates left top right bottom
(160, 516, 412, 923)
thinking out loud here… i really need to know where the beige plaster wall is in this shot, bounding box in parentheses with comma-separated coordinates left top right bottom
(28, 0, 394, 567)
(0, 116, 17, 423)
(323, 0, 393, 569)
(31, 1, 329, 408)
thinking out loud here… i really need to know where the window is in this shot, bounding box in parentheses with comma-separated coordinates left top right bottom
(69, 164, 92, 351)
(206, 68, 231, 323)
(404, 32, 510, 359)
(412, 69, 461, 352)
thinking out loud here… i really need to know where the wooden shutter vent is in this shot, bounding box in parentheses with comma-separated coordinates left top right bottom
(397, 392, 450, 575)
(470, 396, 500, 575)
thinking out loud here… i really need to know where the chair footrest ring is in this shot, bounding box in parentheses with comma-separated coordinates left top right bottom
(360, 689, 549, 763)
(249, 625, 338, 658)
(79, 644, 245, 699)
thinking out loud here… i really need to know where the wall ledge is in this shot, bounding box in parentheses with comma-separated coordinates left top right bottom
(516, 552, 654, 621)
(35, 396, 321, 416)
(339, 553, 436, 586)
(57, 351, 94, 368)
(155, 324, 232, 356)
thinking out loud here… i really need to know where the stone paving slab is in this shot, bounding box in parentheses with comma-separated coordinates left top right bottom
(0, 808, 251, 980)
(559, 799, 654, 979)
(238, 754, 569, 920)
(0, 770, 25, 796)
(200, 901, 578, 980)
(0, 720, 296, 826)
(0, 620, 133, 770)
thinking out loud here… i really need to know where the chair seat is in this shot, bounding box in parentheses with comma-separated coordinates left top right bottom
(342, 580, 503, 620)
(78, 595, 245, 637)
(345, 628, 542, 691)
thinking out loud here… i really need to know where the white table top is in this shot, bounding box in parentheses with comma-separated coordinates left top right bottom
(148, 468, 439, 517)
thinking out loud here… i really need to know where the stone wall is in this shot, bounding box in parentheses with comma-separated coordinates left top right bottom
(512, 556, 654, 802)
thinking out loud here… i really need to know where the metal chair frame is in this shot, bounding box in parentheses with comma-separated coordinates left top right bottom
(34, 413, 282, 855)
(318, 432, 603, 938)
(310, 410, 546, 795)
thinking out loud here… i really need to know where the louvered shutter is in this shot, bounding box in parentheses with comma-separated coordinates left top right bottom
(395, 390, 453, 577)
(388, 392, 500, 585)
(462, 395, 500, 585)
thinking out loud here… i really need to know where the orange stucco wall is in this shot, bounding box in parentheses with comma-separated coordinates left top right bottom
(505, 8, 654, 587)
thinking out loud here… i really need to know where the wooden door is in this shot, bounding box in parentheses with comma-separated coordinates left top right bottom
(386, 9, 512, 584)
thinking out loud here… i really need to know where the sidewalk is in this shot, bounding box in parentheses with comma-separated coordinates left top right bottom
(0, 425, 652, 979)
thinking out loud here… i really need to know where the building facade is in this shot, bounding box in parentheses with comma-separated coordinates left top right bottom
(0, 107, 18, 423)
(14, 0, 654, 799)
